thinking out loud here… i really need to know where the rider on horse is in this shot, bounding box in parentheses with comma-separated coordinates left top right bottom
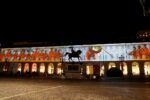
(70, 47, 76, 54)
(65, 47, 82, 61)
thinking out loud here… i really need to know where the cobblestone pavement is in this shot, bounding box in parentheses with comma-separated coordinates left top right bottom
(0, 78, 150, 100)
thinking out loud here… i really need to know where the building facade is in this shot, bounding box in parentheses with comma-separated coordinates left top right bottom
(0, 42, 150, 79)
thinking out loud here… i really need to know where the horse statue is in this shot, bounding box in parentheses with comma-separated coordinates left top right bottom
(65, 49, 82, 62)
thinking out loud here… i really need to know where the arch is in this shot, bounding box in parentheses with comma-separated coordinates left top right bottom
(24, 63, 29, 72)
(17, 63, 22, 72)
(120, 62, 128, 75)
(100, 65, 104, 76)
(132, 62, 140, 75)
(40, 63, 45, 73)
(48, 63, 54, 74)
(32, 63, 37, 72)
(108, 62, 116, 69)
(144, 62, 150, 76)
(57, 63, 62, 74)
(3, 66, 7, 72)
(3, 62, 8, 72)
(86, 64, 93, 75)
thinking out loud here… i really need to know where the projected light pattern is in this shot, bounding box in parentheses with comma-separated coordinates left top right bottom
(0, 42, 149, 62)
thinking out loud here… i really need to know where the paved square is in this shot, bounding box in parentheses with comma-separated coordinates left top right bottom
(0, 78, 150, 100)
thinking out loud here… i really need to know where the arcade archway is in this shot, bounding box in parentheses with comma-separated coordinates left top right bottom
(24, 63, 29, 72)
(86, 64, 93, 75)
(40, 63, 45, 73)
(32, 63, 37, 72)
(120, 62, 128, 75)
(132, 62, 140, 75)
(57, 63, 62, 74)
(144, 62, 150, 76)
(17, 63, 22, 72)
(100, 65, 104, 76)
(108, 62, 116, 69)
(48, 63, 54, 74)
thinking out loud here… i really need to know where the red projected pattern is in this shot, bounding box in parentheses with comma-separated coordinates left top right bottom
(0, 42, 150, 62)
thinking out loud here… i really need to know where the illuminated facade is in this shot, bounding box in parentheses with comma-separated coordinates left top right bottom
(0, 42, 150, 79)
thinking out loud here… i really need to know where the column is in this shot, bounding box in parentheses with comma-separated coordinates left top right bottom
(45, 62, 48, 74)
(115, 62, 120, 69)
(139, 61, 145, 78)
(53, 63, 57, 76)
(29, 62, 32, 73)
(103, 62, 109, 77)
(127, 61, 133, 79)
(21, 62, 25, 75)
(37, 62, 40, 75)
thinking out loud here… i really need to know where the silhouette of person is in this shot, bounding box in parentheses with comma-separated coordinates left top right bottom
(70, 47, 76, 54)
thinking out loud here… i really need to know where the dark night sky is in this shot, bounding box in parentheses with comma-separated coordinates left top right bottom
(1, 1, 150, 47)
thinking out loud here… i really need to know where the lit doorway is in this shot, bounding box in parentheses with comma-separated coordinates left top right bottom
(24, 63, 29, 72)
(144, 62, 150, 76)
(32, 63, 37, 72)
(40, 63, 45, 73)
(17, 63, 22, 72)
(57, 63, 62, 75)
(100, 65, 104, 76)
(132, 62, 140, 75)
(108, 62, 116, 69)
(120, 62, 128, 75)
(86, 64, 93, 75)
(48, 63, 54, 74)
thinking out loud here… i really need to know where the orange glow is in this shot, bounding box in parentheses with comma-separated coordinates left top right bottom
(86, 65, 93, 75)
